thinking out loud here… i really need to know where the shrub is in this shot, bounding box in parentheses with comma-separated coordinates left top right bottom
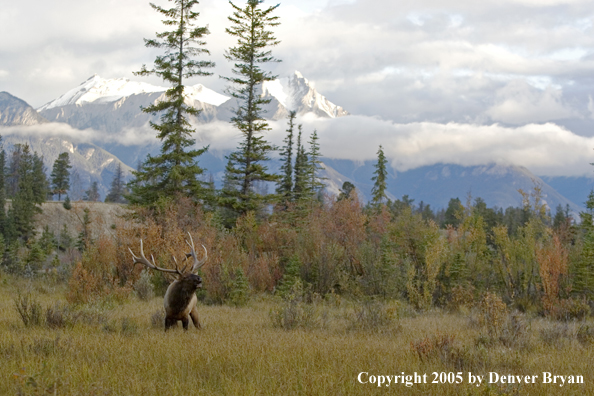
(45, 302, 80, 329)
(554, 298, 590, 321)
(540, 322, 574, 347)
(447, 284, 475, 312)
(14, 293, 44, 327)
(476, 292, 508, 337)
(347, 299, 399, 332)
(134, 269, 155, 301)
(228, 267, 250, 307)
(577, 324, 594, 345)
(270, 281, 324, 330)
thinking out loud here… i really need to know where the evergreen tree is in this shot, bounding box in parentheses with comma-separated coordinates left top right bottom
(84, 181, 100, 202)
(337, 181, 356, 201)
(32, 153, 49, 203)
(128, 0, 214, 206)
(305, 129, 325, 199)
(50, 152, 71, 201)
(219, 0, 281, 220)
(292, 125, 308, 201)
(105, 163, 128, 203)
(0, 141, 7, 237)
(8, 144, 41, 242)
(276, 111, 296, 202)
(6, 144, 24, 198)
(443, 197, 464, 228)
(371, 145, 388, 205)
(63, 196, 72, 210)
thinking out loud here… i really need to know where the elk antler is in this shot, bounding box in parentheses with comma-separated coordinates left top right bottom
(129, 239, 184, 276)
(184, 232, 208, 273)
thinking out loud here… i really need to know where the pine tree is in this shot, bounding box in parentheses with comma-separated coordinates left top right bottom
(32, 152, 49, 203)
(6, 144, 24, 198)
(84, 181, 100, 202)
(0, 141, 7, 238)
(219, 0, 281, 220)
(51, 152, 71, 201)
(292, 125, 308, 201)
(8, 144, 41, 242)
(276, 111, 296, 202)
(306, 129, 325, 199)
(105, 162, 127, 203)
(371, 145, 388, 205)
(128, 0, 214, 206)
(337, 181, 356, 201)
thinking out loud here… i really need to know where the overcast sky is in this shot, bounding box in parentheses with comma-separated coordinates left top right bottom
(2, 0, 594, 176)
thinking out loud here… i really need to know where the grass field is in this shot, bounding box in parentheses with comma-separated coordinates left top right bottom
(1, 275, 593, 396)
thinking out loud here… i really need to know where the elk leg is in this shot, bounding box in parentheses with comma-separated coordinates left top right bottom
(165, 317, 177, 331)
(190, 306, 201, 330)
(181, 316, 189, 330)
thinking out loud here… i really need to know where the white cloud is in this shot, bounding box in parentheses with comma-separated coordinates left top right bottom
(486, 80, 578, 124)
(292, 115, 594, 177)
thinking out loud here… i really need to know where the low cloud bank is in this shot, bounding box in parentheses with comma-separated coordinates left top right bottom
(3, 115, 594, 178)
(294, 114, 594, 177)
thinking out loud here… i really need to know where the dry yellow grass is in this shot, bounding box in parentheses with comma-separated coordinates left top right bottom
(1, 276, 593, 395)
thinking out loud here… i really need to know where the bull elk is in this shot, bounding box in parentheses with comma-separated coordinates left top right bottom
(129, 233, 207, 330)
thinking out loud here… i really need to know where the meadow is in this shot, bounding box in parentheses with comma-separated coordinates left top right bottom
(1, 274, 593, 396)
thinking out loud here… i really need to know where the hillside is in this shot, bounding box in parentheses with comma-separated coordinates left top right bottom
(34, 201, 130, 242)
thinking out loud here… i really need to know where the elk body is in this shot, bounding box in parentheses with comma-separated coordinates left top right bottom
(129, 233, 207, 330)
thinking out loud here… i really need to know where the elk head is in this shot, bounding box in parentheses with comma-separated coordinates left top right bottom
(129, 232, 207, 330)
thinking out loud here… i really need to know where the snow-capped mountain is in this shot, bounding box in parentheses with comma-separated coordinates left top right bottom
(38, 72, 348, 133)
(38, 75, 228, 133)
(39, 74, 229, 111)
(260, 71, 349, 119)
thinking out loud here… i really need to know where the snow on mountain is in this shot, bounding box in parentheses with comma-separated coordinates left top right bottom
(39, 75, 229, 111)
(38, 72, 348, 134)
(262, 71, 349, 119)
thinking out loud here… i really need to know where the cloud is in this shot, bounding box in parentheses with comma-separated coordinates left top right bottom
(0, 122, 158, 147)
(486, 80, 578, 124)
(292, 114, 594, 177)
(3, 114, 594, 178)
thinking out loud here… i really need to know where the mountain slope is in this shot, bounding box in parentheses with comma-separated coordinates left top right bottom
(322, 160, 583, 214)
(0, 132, 134, 200)
(0, 92, 47, 126)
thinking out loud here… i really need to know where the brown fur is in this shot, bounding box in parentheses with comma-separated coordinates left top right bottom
(164, 274, 202, 330)
(129, 234, 207, 331)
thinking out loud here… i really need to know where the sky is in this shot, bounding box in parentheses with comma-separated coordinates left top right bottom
(2, 0, 594, 176)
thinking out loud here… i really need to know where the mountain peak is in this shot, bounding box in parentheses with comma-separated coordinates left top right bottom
(0, 92, 47, 126)
(261, 71, 348, 118)
(38, 75, 229, 111)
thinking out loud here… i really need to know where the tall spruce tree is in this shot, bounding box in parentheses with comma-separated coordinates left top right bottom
(51, 152, 71, 201)
(0, 139, 6, 237)
(306, 129, 325, 199)
(276, 111, 296, 202)
(84, 181, 100, 202)
(8, 144, 41, 242)
(292, 125, 308, 201)
(6, 144, 24, 198)
(219, 0, 281, 220)
(32, 153, 49, 203)
(105, 163, 127, 203)
(371, 145, 388, 205)
(128, 0, 214, 206)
